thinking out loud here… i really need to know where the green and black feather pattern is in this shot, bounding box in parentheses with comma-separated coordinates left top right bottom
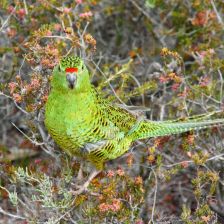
(45, 56, 224, 169)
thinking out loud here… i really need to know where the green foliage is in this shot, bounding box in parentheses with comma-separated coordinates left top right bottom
(1, 0, 224, 223)
(145, 0, 156, 9)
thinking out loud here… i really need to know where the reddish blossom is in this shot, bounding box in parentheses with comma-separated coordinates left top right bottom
(54, 23, 61, 31)
(116, 168, 125, 176)
(98, 199, 121, 212)
(192, 11, 208, 26)
(110, 199, 121, 212)
(13, 47, 20, 53)
(45, 45, 59, 56)
(178, 88, 189, 97)
(34, 159, 42, 164)
(6, 28, 17, 38)
(16, 8, 26, 19)
(171, 83, 180, 91)
(186, 134, 195, 145)
(135, 220, 144, 224)
(7, 5, 15, 14)
(107, 170, 115, 178)
(41, 95, 48, 103)
(63, 7, 71, 13)
(134, 176, 143, 185)
(200, 51, 207, 58)
(159, 75, 168, 83)
(84, 34, 96, 47)
(30, 77, 41, 90)
(154, 136, 170, 148)
(79, 11, 93, 19)
(199, 76, 210, 87)
(8, 82, 18, 94)
(12, 93, 22, 103)
(75, 0, 83, 4)
(46, 30, 52, 36)
(99, 203, 109, 212)
(201, 216, 211, 222)
(24, 77, 41, 94)
(198, 49, 214, 62)
(41, 58, 56, 68)
(209, 11, 216, 20)
(181, 161, 189, 168)
(126, 153, 134, 167)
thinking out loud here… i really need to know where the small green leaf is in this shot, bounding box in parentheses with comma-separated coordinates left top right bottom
(145, 0, 156, 8)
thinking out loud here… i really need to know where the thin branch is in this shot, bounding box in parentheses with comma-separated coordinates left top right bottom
(128, 73, 145, 106)
(0, 6, 17, 32)
(11, 122, 44, 146)
(91, 60, 127, 106)
(218, 69, 223, 103)
(210, 0, 224, 26)
(129, 0, 166, 46)
(0, 92, 29, 115)
(163, 153, 224, 169)
(0, 207, 26, 220)
(148, 168, 158, 224)
(42, 35, 72, 41)
(23, 0, 29, 15)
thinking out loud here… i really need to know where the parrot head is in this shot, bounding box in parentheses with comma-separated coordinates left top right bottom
(52, 56, 89, 91)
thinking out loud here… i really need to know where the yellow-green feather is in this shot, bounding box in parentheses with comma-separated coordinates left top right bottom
(45, 56, 224, 169)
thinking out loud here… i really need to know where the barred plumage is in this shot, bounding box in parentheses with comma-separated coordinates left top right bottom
(45, 56, 224, 169)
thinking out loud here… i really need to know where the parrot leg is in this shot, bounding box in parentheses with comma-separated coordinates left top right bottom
(71, 169, 101, 195)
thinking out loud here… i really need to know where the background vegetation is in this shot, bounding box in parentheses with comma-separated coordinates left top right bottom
(1, 0, 224, 223)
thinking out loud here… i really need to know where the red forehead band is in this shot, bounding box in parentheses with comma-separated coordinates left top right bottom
(65, 67, 78, 73)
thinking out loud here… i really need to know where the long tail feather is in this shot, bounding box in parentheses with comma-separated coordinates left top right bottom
(134, 118, 224, 140)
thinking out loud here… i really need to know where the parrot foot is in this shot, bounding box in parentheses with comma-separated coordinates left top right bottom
(71, 169, 100, 195)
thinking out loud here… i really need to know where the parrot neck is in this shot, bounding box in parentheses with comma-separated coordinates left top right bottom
(75, 73, 92, 93)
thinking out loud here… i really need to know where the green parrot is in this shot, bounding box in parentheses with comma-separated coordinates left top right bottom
(45, 56, 224, 170)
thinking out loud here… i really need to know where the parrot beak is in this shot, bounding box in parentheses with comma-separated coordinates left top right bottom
(66, 73, 77, 89)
